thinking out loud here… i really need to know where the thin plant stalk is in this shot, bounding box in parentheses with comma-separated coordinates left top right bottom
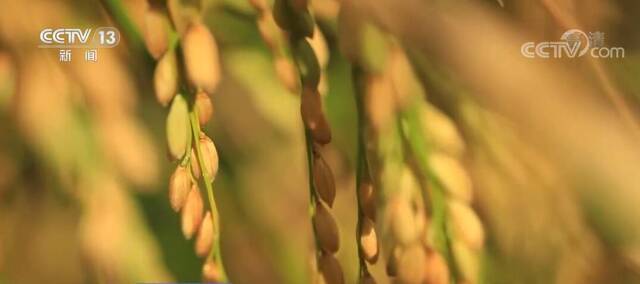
(304, 129, 322, 256)
(353, 67, 370, 278)
(189, 107, 227, 282)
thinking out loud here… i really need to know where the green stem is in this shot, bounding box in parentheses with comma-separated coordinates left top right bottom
(355, 152, 368, 277)
(304, 128, 321, 258)
(189, 108, 227, 282)
(353, 66, 370, 278)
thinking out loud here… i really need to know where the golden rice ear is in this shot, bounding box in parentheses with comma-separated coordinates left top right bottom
(154, 50, 178, 107)
(359, 218, 379, 264)
(181, 185, 204, 239)
(166, 94, 190, 160)
(313, 201, 340, 254)
(143, 3, 170, 60)
(139, 2, 228, 279)
(318, 252, 344, 284)
(168, 165, 191, 212)
(182, 23, 221, 94)
(195, 91, 213, 125)
(267, 2, 343, 283)
(397, 244, 427, 284)
(195, 211, 214, 257)
(313, 152, 336, 207)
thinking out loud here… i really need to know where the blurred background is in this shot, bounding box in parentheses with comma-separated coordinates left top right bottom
(0, 0, 640, 283)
